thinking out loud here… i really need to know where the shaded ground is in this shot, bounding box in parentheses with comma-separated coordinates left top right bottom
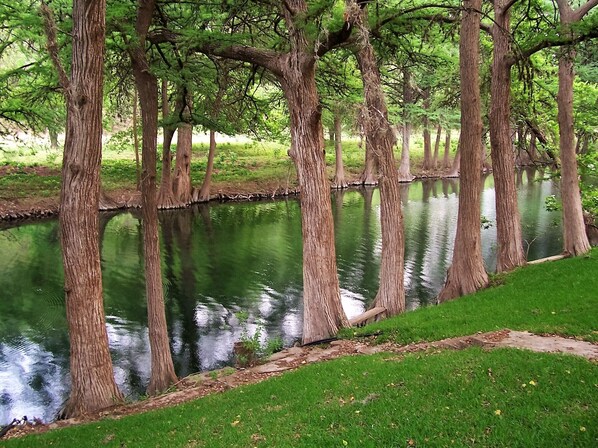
(3, 329, 596, 440)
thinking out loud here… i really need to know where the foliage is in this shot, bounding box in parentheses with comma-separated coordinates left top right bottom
(234, 311, 283, 367)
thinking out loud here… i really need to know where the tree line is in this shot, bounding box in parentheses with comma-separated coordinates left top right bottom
(0, 0, 596, 419)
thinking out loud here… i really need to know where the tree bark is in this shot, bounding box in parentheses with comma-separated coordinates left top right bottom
(195, 129, 217, 202)
(443, 129, 451, 168)
(172, 92, 193, 205)
(157, 78, 178, 207)
(558, 49, 591, 255)
(359, 106, 378, 185)
(332, 110, 348, 188)
(422, 88, 433, 171)
(281, 54, 349, 342)
(432, 124, 441, 169)
(445, 136, 461, 177)
(398, 68, 414, 182)
(489, 0, 526, 272)
(133, 90, 141, 191)
(556, 0, 593, 256)
(352, 2, 405, 316)
(45, 0, 123, 417)
(129, 0, 178, 395)
(438, 0, 488, 301)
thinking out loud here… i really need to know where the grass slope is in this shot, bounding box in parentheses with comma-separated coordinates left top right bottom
(345, 249, 598, 344)
(2, 349, 596, 447)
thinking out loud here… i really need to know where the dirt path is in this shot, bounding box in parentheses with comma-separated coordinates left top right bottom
(3, 329, 596, 440)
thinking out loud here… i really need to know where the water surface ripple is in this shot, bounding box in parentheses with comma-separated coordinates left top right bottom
(0, 172, 562, 424)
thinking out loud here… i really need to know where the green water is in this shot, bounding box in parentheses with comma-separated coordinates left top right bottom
(0, 172, 562, 424)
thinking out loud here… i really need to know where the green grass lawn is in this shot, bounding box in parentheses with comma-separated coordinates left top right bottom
(2, 251, 597, 447)
(2, 349, 596, 447)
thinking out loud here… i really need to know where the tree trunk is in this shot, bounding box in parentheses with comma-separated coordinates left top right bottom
(359, 107, 378, 185)
(529, 132, 538, 161)
(157, 79, 177, 207)
(438, 0, 488, 302)
(445, 136, 461, 177)
(129, 0, 178, 395)
(279, 53, 349, 344)
(443, 129, 451, 168)
(172, 92, 193, 205)
(195, 129, 216, 202)
(353, 3, 405, 316)
(133, 90, 141, 190)
(49, 127, 59, 150)
(51, 0, 123, 417)
(558, 48, 591, 255)
(332, 111, 347, 188)
(398, 68, 414, 182)
(422, 88, 433, 171)
(489, 0, 526, 272)
(432, 124, 441, 169)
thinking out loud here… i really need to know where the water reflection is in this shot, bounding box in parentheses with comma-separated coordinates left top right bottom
(0, 172, 562, 424)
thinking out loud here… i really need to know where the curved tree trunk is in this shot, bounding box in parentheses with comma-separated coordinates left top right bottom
(279, 52, 349, 344)
(45, 0, 123, 417)
(558, 48, 591, 255)
(353, 2, 405, 316)
(489, 0, 526, 272)
(195, 129, 217, 202)
(332, 111, 348, 188)
(438, 0, 488, 302)
(129, 0, 178, 395)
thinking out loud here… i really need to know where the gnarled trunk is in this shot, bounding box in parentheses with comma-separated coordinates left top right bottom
(489, 0, 525, 272)
(50, 0, 123, 417)
(438, 0, 488, 301)
(279, 54, 349, 344)
(353, 2, 405, 316)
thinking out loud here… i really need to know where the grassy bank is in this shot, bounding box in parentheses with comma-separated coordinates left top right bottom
(0, 135, 440, 207)
(344, 249, 598, 344)
(2, 348, 596, 447)
(2, 251, 597, 447)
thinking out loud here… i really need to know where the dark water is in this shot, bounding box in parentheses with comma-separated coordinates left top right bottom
(0, 171, 562, 424)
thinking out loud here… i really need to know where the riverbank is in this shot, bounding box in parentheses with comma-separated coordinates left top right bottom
(2, 250, 596, 446)
(0, 139, 457, 221)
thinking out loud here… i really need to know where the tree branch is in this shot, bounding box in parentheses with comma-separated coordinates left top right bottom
(147, 29, 283, 76)
(516, 25, 598, 60)
(573, 0, 598, 21)
(39, 1, 70, 96)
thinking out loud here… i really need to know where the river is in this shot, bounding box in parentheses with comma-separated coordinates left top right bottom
(0, 170, 562, 424)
